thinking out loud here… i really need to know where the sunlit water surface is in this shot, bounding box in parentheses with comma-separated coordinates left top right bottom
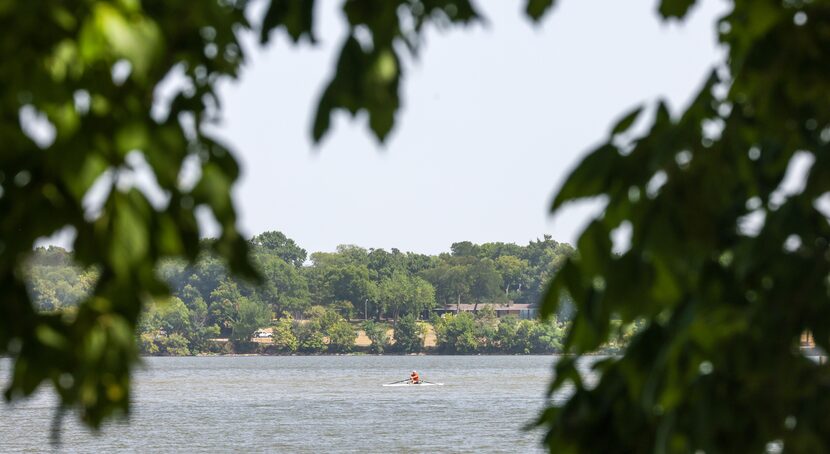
(0, 355, 583, 453)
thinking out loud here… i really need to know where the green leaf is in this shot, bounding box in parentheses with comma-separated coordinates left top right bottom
(260, 0, 316, 44)
(80, 3, 164, 81)
(526, 0, 556, 22)
(64, 155, 108, 201)
(312, 38, 401, 143)
(575, 220, 612, 274)
(548, 356, 581, 394)
(192, 163, 232, 218)
(108, 190, 151, 276)
(35, 323, 67, 350)
(115, 122, 149, 155)
(551, 143, 619, 209)
(657, 0, 697, 19)
(610, 105, 644, 137)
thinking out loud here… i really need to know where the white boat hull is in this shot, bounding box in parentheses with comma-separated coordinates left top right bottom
(382, 382, 443, 387)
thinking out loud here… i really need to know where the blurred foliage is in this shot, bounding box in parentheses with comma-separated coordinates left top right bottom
(2, 0, 257, 431)
(537, 0, 830, 452)
(8, 0, 817, 451)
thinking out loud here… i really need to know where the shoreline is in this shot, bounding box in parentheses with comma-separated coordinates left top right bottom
(137, 351, 613, 358)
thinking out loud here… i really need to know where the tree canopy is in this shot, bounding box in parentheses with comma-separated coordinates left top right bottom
(537, 1, 830, 452)
(27, 233, 569, 314)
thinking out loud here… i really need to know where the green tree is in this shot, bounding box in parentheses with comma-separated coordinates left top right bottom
(331, 300, 355, 320)
(250, 231, 307, 268)
(305, 305, 341, 333)
(157, 333, 191, 356)
(28, 246, 73, 267)
(518, 236, 572, 305)
(421, 263, 472, 310)
(495, 255, 529, 300)
(479, 242, 525, 261)
(230, 298, 269, 344)
(495, 315, 522, 353)
(159, 297, 191, 334)
(514, 320, 535, 355)
(136, 300, 188, 359)
(367, 248, 405, 281)
(294, 320, 326, 353)
(327, 319, 356, 353)
(208, 278, 244, 333)
(377, 272, 407, 322)
(25, 247, 97, 311)
(138, 296, 191, 336)
(179, 284, 206, 315)
(271, 315, 298, 353)
(156, 259, 188, 293)
(528, 319, 564, 354)
(393, 314, 424, 353)
(378, 272, 436, 322)
(306, 251, 376, 311)
(254, 253, 310, 316)
(433, 312, 478, 354)
(335, 245, 370, 267)
(138, 333, 159, 355)
(468, 258, 504, 310)
(473, 305, 499, 351)
(402, 252, 436, 276)
(450, 241, 480, 258)
(410, 277, 437, 318)
(362, 320, 389, 354)
(188, 323, 220, 354)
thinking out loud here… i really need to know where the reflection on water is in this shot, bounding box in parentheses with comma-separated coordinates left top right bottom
(0, 355, 587, 453)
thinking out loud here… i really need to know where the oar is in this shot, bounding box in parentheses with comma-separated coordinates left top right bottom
(387, 378, 411, 385)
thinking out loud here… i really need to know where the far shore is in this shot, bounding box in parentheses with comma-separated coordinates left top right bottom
(137, 352, 605, 358)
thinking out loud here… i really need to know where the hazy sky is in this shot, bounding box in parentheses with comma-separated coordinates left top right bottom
(207, 0, 726, 254)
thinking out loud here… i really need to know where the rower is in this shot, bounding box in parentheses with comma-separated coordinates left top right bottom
(410, 370, 420, 384)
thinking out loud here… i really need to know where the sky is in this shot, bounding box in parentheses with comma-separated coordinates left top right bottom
(207, 0, 728, 255)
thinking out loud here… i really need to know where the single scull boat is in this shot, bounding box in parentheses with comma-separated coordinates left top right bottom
(382, 381, 443, 387)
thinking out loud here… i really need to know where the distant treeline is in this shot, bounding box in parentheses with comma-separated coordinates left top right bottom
(137, 306, 577, 356)
(26, 232, 578, 354)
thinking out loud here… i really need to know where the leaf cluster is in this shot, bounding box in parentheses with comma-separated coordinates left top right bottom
(539, 1, 830, 451)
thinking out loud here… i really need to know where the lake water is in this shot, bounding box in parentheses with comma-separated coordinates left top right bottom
(0, 355, 570, 453)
